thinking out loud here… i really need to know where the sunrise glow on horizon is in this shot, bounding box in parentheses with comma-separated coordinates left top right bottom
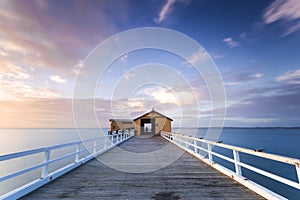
(0, 0, 300, 128)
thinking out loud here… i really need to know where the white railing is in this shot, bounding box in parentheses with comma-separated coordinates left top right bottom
(0, 130, 134, 200)
(161, 131, 300, 200)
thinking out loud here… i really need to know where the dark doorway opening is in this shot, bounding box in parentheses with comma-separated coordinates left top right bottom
(140, 118, 155, 135)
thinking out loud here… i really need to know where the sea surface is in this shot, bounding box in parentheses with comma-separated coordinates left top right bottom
(0, 128, 299, 199)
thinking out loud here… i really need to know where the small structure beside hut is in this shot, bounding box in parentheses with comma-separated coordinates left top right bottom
(109, 108, 173, 136)
(109, 119, 134, 134)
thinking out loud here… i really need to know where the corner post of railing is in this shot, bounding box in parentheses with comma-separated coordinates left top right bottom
(207, 143, 213, 163)
(41, 149, 50, 178)
(233, 149, 242, 176)
(75, 143, 80, 162)
(93, 140, 97, 154)
(295, 163, 300, 187)
(193, 139, 197, 153)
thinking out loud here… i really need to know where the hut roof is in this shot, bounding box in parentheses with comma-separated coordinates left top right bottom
(133, 109, 173, 121)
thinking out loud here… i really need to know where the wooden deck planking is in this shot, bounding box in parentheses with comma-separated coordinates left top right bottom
(21, 136, 264, 199)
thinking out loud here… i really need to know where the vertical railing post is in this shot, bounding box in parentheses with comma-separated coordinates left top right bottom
(179, 135, 182, 146)
(207, 143, 213, 163)
(75, 143, 80, 162)
(41, 149, 50, 178)
(194, 139, 197, 153)
(116, 134, 119, 143)
(185, 137, 188, 148)
(233, 149, 242, 176)
(104, 136, 107, 148)
(296, 164, 300, 186)
(93, 140, 97, 154)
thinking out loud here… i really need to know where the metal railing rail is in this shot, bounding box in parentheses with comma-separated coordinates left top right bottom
(161, 131, 300, 200)
(0, 130, 134, 200)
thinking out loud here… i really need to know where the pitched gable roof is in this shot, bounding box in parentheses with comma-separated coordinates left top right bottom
(133, 110, 173, 121)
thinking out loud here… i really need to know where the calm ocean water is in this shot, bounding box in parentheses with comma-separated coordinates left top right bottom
(0, 128, 299, 199)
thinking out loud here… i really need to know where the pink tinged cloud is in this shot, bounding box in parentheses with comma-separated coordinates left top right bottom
(222, 37, 240, 48)
(264, 0, 300, 36)
(155, 0, 190, 23)
(49, 75, 67, 84)
(155, 0, 176, 23)
(0, 0, 121, 78)
(277, 68, 300, 84)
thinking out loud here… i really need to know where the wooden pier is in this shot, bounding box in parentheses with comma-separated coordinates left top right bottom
(21, 136, 263, 199)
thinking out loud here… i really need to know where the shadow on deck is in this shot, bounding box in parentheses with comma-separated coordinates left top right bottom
(22, 136, 264, 199)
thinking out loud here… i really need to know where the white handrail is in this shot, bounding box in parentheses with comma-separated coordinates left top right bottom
(0, 129, 134, 200)
(161, 131, 300, 200)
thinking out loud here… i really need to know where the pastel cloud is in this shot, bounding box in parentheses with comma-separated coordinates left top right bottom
(0, 60, 60, 100)
(144, 86, 179, 105)
(49, 75, 67, 84)
(187, 49, 209, 65)
(250, 73, 264, 79)
(222, 37, 240, 48)
(276, 68, 300, 84)
(155, 0, 176, 23)
(223, 71, 264, 86)
(155, 0, 190, 23)
(264, 0, 300, 36)
(0, 1, 123, 103)
(0, 0, 119, 76)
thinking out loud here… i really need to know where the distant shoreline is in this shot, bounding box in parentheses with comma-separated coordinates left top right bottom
(1, 127, 300, 129)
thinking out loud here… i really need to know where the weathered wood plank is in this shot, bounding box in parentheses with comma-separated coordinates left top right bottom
(21, 136, 264, 199)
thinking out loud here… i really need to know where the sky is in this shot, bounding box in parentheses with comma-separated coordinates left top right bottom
(0, 0, 300, 128)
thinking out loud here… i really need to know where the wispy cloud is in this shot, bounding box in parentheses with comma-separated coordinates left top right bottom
(49, 75, 67, 84)
(124, 71, 136, 81)
(250, 73, 264, 79)
(226, 82, 300, 126)
(0, 79, 60, 100)
(120, 54, 128, 62)
(144, 86, 179, 105)
(155, 0, 176, 23)
(222, 37, 240, 48)
(0, 61, 31, 80)
(223, 71, 264, 86)
(154, 0, 190, 23)
(186, 49, 209, 65)
(0, 60, 61, 100)
(0, 1, 119, 76)
(263, 0, 300, 36)
(277, 68, 300, 84)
